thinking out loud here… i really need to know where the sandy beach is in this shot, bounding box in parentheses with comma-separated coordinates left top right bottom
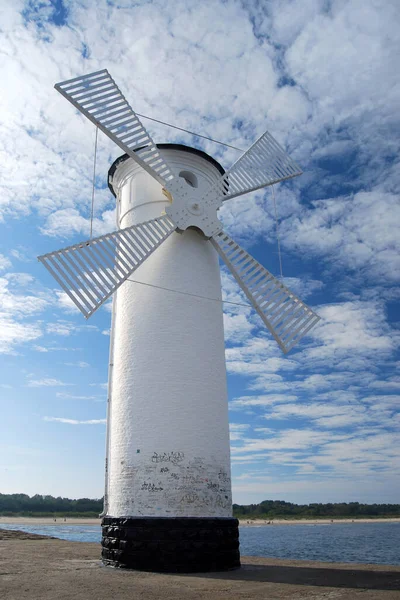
(0, 516, 399, 526)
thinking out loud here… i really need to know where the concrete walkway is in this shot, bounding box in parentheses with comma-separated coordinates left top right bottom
(1, 530, 399, 599)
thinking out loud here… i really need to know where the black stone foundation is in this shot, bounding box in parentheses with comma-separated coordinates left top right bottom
(101, 516, 240, 572)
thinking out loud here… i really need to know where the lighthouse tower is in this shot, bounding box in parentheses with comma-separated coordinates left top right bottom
(41, 69, 319, 573)
(101, 145, 240, 572)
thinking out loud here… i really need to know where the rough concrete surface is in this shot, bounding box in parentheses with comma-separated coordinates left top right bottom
(1, 529, 399, 599)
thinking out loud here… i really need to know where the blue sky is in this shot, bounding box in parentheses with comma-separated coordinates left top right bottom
(1, 0, 399, 505)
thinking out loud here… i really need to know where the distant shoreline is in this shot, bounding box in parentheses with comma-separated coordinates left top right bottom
(0, 516, 399, 526)
(239, 518, 400, 526)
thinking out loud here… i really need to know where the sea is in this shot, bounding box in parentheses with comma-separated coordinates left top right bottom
(1, 521, 399, 565)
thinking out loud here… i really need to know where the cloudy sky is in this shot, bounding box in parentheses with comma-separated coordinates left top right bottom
(1, 0, 399, 505)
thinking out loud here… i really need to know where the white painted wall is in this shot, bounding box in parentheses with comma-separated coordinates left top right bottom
(107, 148, 232, 518)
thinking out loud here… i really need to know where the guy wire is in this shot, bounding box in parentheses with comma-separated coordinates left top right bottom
(90, 126, 99, 240)
(272, 184, 284, 280)
(136, 112, 244, 152)
(126, 277, 250, 309)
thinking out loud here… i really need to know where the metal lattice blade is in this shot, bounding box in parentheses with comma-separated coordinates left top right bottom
(38, 215, 176, 319)
(55, 70, 175, 188)
(211, 231, 320, 354)
(202, 130, 302, 205)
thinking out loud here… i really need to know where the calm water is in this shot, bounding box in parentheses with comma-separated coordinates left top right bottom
(1, 522, 399, 565)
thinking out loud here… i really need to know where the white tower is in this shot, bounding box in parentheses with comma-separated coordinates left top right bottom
(39, 69, 320, 572)
(101, 146, 238, 571)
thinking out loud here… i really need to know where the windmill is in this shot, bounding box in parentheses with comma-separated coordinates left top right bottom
(39, 69, 320, 573)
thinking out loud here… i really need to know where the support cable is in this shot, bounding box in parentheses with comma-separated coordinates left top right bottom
(136, 112, 244, 152)
(272, 184, 284, 280)
(90, 126, 99, 240)
(126, 277, 250, 309)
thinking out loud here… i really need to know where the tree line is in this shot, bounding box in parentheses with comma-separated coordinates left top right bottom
(232, 500, 400, 519)
(0, 494, 399, 518)
(0, 494, 103, 517)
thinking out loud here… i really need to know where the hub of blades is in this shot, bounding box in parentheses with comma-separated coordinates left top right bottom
(165, 178, 222, 237)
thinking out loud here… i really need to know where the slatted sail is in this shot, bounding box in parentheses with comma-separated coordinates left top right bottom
(38, 215, 176, 319)
(55, 70, 175, 187)
(211, 231, 320, 353)
(203, 130, 302, 205)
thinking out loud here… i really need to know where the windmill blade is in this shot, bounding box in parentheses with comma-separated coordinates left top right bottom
(38, 215, 176, 319)
(55, 70, 175, 188)
(202, 130, 302, 205)
(211, 231, 320, 354)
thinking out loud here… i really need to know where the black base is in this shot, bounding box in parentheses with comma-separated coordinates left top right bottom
(101, 516, 240, 572)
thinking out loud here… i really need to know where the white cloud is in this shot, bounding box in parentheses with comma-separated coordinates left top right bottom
(361, 394, 400, 407)
(89, 382, 108, 390)
(27, 378, 72, 387)
(46, 321, 98, 336)
(229, 423, 250, 441)
(44, 416, 106, 425)
(368, 378, 400, 390)
(10, 248, 32, 262)
(0, 254, 12, 272)
(5, 272, 35, 286)
(0, 276, 48, 317)
(225, 336, 298, 378)
(55, 291, 80, 314)
(223, 312, 254, 343)
(223, 299, 397, 390)
(231, 394, 298, 409)
(280, 277, 324, 300)
(33, 345, 81, 353)
(281, 192, 400, 282)
(266, 402, 370, 429)
(0, 316, 42, 355)
(63, 361, 89, 368)
(41, 208, 116, 239)
(284, 1, 399, 124)
(0, 272, 52, 353)
(46, 322, 74, 337)
(102, 301, 113, 313)
(231, 427, 400, 488)
(232, 428, 341, 453)
(56, 392, 98, 401)
(305, 301, 397, 365)
(220, 193, 275, 241)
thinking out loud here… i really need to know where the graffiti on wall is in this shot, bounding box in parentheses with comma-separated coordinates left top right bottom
(115, 450, 232, 517)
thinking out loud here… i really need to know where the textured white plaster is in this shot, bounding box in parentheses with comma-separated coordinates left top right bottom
(108, 149, 232, 518)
